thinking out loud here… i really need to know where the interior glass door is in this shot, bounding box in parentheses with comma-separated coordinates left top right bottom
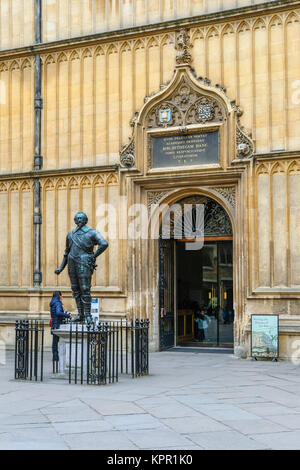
(218, 241, 234, 346)
(176, 240, 233, 347)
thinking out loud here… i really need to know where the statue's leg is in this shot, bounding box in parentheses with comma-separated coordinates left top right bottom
(79, 269, 92, 325)
(68, 259, 84, 322)
(82, 294, 92, 325)
(73, 292, 84, 323)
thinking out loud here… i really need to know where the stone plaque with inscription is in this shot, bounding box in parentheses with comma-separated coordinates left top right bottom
(151, 131, 219, 168)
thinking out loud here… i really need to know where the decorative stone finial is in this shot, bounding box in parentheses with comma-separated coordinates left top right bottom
(175, 29, 192, 65)
(120, 138, 135, 168)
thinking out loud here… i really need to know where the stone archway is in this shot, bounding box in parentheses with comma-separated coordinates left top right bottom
(157, 192, 235, 350)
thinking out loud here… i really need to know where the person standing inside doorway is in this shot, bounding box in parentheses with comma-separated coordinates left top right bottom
(50, 291, 71, 362)
(195, 308, 210, 342)
(194, 309, 205, 341)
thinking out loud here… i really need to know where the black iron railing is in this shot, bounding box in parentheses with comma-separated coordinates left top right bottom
(15, 320, 44, 381)
(67, 319, 150, 385)
(15, 318, 150, 385)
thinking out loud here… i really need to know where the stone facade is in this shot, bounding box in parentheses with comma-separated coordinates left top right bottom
(0, 0, 300, 359)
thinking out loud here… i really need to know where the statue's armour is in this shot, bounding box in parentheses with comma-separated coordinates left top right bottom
(64, 228, 106, 263)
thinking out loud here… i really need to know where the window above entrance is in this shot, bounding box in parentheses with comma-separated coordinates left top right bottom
(161, 196, 233, 240)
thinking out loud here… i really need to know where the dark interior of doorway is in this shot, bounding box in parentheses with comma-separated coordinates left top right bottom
(176, 239, 234, 348)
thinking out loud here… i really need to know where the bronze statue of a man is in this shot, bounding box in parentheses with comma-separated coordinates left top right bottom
(55, 212, 108, 324)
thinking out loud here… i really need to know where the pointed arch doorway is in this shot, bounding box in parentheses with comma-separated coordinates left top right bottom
(159, 195, 234, 350)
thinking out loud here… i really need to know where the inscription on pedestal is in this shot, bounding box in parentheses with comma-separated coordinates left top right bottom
(151, 131, 219, 168)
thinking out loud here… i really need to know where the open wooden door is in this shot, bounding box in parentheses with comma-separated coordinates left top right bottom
(159, 237, 175, 350)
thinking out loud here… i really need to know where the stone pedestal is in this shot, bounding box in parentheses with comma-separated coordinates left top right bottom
(52, 324, 89, 377)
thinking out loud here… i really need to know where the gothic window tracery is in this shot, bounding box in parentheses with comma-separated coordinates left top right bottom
(161, 196, 232, 239)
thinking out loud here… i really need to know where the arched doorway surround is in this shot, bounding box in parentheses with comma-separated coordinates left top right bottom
(157, 193, 234, 350)
(120, 32, 253, 352)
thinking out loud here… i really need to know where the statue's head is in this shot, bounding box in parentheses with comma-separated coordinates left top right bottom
(74, 212, 88, 227)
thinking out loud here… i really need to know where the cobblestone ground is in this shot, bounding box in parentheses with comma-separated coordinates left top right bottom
(1, 351, 300, 450)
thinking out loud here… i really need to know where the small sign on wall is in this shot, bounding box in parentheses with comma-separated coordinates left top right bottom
(251, 314, 279, 360)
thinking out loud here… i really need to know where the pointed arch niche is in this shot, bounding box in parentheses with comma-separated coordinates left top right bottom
(120, 61, 254, 173)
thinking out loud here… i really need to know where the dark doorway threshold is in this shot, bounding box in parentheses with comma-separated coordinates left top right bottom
(169, 346, 234, 354)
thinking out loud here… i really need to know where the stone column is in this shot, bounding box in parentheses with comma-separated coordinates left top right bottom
(33, 0, 43, 287)
(35, 0, 42, 44)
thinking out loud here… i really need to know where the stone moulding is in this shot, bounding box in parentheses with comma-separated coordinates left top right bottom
(147, 187, 236, 218)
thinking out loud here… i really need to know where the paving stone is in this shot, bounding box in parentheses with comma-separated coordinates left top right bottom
(0, 427, 69, 450)
(0, 399, 54, 415)
(104, 413, 164, 430)
(138, 401, 196, 419)
(62, 431, 138, 450)
(188, 430, 268, 450)
(41, 402, 101, 423)
(266, 414, 300, 430)
(171, 394, 220, 407)
(237, 402, 299, 417)
(82, 398, 145, 416)
(223, 418, 289, 434)
(0, 411, 49, 426)
(161, 415, 228, 433)
(125, 429, 193, 449)
(189, 403, 258, 421)
(218, 397, 268, 405)
(249, 431, 300, 450)
(52, 419, 114, 434)
(257, 389, 300, 408)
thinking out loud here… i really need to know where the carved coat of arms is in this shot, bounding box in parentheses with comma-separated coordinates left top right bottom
(197, 104, 211, 121)
(158, 106, 172, 124)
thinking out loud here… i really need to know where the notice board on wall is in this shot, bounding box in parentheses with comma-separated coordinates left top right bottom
(251, 314, 279, 359)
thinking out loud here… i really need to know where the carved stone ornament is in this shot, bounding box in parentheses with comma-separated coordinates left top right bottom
(147, 191, 170, 211)
(120, 138, 135, 168)
(175, 29, 192, 65)
(210, 186, 236, 209)
(147, 80, 224, 129)
(236, 124, 254, 159)
(231, 102, 254, 159)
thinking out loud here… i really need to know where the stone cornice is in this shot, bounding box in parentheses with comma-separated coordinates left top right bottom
(253, 150, 300, 161)
(0, 164, 119, 182)
(132, 171, 243, 188)
(0, 0, 298, 60)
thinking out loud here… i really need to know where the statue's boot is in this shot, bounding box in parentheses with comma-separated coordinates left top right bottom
(82, 295, 93, 325)
(71, 298, 85, 323)
(71, 314, 85, 323)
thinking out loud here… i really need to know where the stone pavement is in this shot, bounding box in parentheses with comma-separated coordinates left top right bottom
(1, 350, 300, 450)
